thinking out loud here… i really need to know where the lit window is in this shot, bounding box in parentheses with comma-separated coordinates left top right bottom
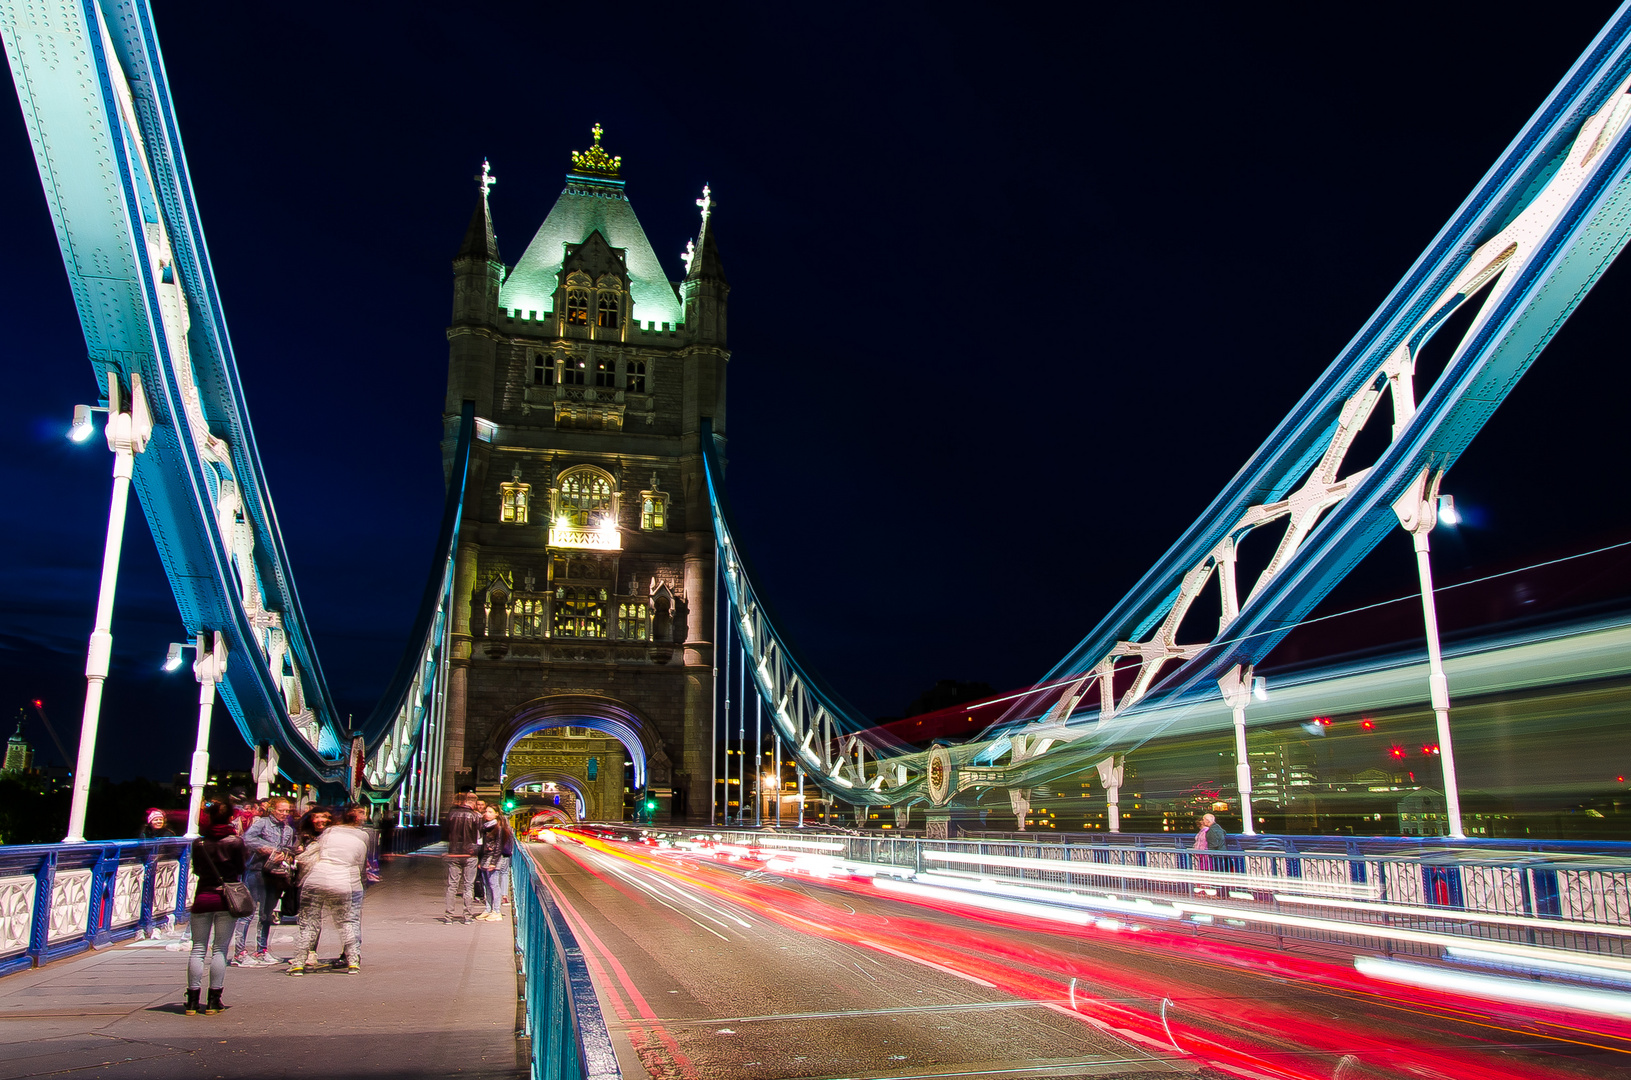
(513, 597, 545, 638)
(618, 602, 649, 641)
(553, 586, 606, 638)
(561, 358, 586, 385)
(556, 471, 613, 528)
(532, 355, 554, 387)
(593, 358, 616, 388)
(626, 360, 646, 393)
(597, 294, 620, 329)
(566, 291, 589, 326)
(641, 494, 666, 531)
(500, 482, 530, 524)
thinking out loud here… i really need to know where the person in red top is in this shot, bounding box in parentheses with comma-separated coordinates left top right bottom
(188, 800, 245, 1016)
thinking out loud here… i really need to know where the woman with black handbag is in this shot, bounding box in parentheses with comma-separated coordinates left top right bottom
(188, 800, 248, 1015)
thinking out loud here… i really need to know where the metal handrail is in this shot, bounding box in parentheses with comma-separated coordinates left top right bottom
(0, 837, 192, 978)
(511, 845, 620, 1080)
(657, 827, 1631, 968)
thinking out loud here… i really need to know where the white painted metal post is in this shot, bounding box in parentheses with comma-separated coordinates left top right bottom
(1394, 471, 1465, 839)
(1095, 754, 1124, 833)
(738, 645, 747, 827)
(754, 686, 762, 827)
(1219, 666, 1257, 837)
(64, 374, 151, 844)
(184, 633, 228, 837)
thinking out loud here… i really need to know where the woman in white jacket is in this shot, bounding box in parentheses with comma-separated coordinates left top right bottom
(287, 806, 370, 975)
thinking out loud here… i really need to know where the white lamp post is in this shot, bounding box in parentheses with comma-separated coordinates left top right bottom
(167, 632, 228, 838)
(63, 373, 153, 844)
(1394, 471, 1465, 839)
(1219, 666, 1267, 837)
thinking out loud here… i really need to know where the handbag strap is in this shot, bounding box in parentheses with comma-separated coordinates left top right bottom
(195, 834, 241, 885)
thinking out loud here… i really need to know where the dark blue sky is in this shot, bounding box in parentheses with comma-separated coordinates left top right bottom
(2, 2, 1628, 780)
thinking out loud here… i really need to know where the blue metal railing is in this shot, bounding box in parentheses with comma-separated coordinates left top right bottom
(0, 837, 192, 978)
(511, 845, 620, 1080)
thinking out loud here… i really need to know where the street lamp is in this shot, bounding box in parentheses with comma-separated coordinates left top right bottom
(63, 373, 153, 844)
(164, 632, 228, 838)
(1219, 667, 1264, 837)
(1395, 470, 1466, 839)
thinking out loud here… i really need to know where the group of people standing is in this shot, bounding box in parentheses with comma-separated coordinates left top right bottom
(442, 791, 514, 922)
(185, 795, 378, 1015)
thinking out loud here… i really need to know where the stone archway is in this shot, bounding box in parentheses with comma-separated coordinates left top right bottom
(508, 770, 592, 821)
(527, 806, 572, 827)
(478, 694, 673, 793)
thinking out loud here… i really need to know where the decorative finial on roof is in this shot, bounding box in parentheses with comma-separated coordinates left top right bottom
(570, 123, 622, 178)
(696, 184, 713, 219)
(680, 238, 696, 273)
(476, 158, 496, 198)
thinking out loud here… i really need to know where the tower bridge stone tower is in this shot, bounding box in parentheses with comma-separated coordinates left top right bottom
(440, 128, 727, 822)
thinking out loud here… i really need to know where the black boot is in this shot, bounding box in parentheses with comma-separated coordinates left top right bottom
(184, 989, 200, 1015)
(205, 989, 224, 1015)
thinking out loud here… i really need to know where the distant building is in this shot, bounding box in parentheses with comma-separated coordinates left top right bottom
(3, 717, 33, 774)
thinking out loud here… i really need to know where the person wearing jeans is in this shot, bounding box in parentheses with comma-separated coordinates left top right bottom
(475, 805, 514, 920)
(186, 800, 244, 1015)
(240, 798, 297, 964)
(443, 792, 480, 922)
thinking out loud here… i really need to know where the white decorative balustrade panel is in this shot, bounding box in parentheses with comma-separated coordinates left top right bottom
(111, 864, 144, 928)
(0, 875, 36, 958)
(47, 869, 93, 944)
(152, 859, 180, 915)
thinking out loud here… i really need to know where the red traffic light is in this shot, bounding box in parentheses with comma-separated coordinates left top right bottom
(1389, 746, 1406, 759)
(1360, 718, 1375, 730)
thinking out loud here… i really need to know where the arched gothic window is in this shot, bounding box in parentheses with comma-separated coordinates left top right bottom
(500, 481, 530, 524)
(618, 602, 649, 641)
(555, 470, 614, 529)
(593, 358, 616, 387)
(561, 357, 586, 385)
(553, 586, 606, 638)
(531, 354, 554, 387)
(597, 294, 620, 329)
(566, 290, 589, 326)
(625, 360, 646, 393)
(514, 597, 545, 638)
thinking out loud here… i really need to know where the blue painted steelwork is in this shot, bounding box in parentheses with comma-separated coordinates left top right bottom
(511, 845, 621, 1080)
(1026, 7, 1631, 764)
(700, 5, 1631, 806)
(0, 837, 191, 977)
(0, 1, 467, 789)
(702, 424, 898, 803)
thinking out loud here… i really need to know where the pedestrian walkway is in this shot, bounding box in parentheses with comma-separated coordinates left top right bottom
(0, 852, 525, 1079)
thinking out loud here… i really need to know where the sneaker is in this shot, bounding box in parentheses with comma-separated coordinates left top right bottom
(286, 964, 304, 977)
(329, 957, 347, 970)
(346, 962, 360, 975)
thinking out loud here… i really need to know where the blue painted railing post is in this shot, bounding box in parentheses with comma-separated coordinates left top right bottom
(139, 846, 159, 934)
(27, 849, 57, 967)
(88, 845, 118, 947)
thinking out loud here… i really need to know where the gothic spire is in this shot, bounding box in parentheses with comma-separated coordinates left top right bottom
(457, 158, 501, 263)
(684, 184, 727, 284)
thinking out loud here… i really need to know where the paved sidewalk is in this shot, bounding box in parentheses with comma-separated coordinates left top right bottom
(0, 853, 525, 1079)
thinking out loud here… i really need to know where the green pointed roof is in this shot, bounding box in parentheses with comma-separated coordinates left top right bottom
(500, 127, 683, 327)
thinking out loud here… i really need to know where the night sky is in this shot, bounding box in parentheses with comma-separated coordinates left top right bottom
(2, 3, 1629, 783)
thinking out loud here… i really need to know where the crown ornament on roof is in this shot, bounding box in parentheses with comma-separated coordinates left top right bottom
(570, 123, 622, 178)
